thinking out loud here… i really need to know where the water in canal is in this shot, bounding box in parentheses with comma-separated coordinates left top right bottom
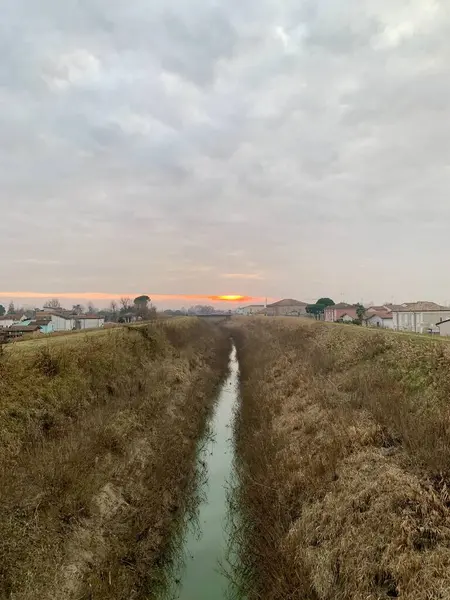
(170, 344, 240, 600)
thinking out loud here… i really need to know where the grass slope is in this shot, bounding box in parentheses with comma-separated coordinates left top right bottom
(0, 318, 229, 600)
(231, 318, 450, 600)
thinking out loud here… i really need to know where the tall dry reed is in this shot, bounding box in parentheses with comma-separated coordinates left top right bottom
(0, 319, 229, 600)
(231, 318, 450, 600)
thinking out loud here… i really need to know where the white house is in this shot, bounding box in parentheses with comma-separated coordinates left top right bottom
(392, 302, 450, 333)
(36, 311, 75, 331)
(235, 305, 265, 316)
(50, 313, 75, 331)
(340, 313, 355, 323)
(74, 315, 105, 330)
(364, 311, 394, 329)
(0, 316, 15, 328)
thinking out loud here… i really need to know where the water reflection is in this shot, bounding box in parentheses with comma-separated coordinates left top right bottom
(164, 345, 240, 600)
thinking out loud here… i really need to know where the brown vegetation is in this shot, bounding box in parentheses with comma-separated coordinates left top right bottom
(0, 319, 229, 599)
(230, 318, 450, 600)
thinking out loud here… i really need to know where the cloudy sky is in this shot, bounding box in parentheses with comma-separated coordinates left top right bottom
(1, 0, 450, 308)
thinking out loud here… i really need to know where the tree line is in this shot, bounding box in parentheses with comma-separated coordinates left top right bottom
(0, 295, 156, 323)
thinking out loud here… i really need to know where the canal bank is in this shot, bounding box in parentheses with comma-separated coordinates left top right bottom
(169, 344, 240, 600)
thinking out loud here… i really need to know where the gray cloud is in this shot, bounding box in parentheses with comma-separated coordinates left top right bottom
(1, 0, 450, 306)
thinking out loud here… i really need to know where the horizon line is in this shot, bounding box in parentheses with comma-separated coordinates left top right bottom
(0, 291, 272, 304)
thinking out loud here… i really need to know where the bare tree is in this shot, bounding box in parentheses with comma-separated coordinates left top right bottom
(7, 301, 15, 314)
(120, 297, 133, 312)
(110, 300, 118, 322)
(72, 304, 84, 315)
(87, 301, 97, 314)
(46, 298, 61, 309)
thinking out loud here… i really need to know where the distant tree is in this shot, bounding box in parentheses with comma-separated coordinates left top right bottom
(134, 295, 151, 319)
(120, 297, 133, 312)
(306, 304, 325, 318)
(188, 305, 215, 315)
(306, 298, 334, 319)
(355, 303, 366, 325)
(0, 305, 5, 316)
(109, 300, 118, 322)
(7, 301, 15, 314)
(72, 304, 84, 315)
(316, 298, 335, 307)
(47, 298, 61, 309)
(133, 295, 150, 307)
(87, 301, 97, 314)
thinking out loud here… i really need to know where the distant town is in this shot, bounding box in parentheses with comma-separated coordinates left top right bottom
(2, 296, 450, 340)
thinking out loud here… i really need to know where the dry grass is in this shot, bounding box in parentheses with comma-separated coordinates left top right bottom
(230, 318, 450, 600)
(0, 318, 229, 600)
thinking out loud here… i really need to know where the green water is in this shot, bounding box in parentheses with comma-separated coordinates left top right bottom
(174, 345, 239, 600)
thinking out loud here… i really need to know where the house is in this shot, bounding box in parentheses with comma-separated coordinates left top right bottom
(0, 313, 28, 328)
(324, 303, 358, 322)
(36, 310, 75, 331)
(235, 305, 265, 316)
(7, 324, 42, 339)
(392, 302, 450, 333)
(364, 310, 394, 329)
(340, 313, 355, 323)
(266, 299, 308, 317)
(74, 315, 105, 330)
(0, 316, 15, 329)
(366, 304, 394, 315)
(437, 319, 450, 336)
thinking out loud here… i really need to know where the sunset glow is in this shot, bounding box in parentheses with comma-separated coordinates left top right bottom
(0, 291, 265, 305)
(213, 295, 248, 302)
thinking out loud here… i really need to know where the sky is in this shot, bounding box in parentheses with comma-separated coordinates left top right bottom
(2, 0, 450, 309)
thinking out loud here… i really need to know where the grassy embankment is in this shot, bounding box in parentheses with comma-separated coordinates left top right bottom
(230, 318, 450, 600)
(0, 319, 229, 600)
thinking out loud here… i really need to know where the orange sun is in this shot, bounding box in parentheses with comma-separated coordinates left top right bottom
(218, 295, 244, 301)
(209, 295, 251, 302)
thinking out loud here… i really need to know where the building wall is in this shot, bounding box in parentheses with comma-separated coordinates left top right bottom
(324, 308, 335, 322)
(393, 311, 450, 333)
(366, 315, 394, 329)
(324, 307, 358, 322)
(39, 323, 55, 334)
(239, 306, 264, 316)
(0, 318, 14, 328)
(337, 308, 357, 321)
(77, 318, 105, 330)
(51, 314, 74, 331)
(366, 315, 383, 327)
(268, 305, 307, 317)
(438, 321, 450, 336)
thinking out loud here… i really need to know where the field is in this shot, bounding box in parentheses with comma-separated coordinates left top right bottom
(0, 318, 229, 599)
(230, 317, 450, 600)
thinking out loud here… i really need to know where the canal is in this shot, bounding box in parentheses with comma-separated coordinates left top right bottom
(170, 344, 240, 600)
